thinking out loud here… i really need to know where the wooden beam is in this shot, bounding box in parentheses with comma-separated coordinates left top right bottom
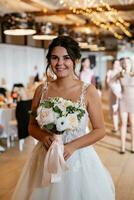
(32, 10, 72, 16)
(112, 4, 134, 11)
(31, 4, 134, 16)
(21, 0, 48, 11)
(18, 1, 134, 27)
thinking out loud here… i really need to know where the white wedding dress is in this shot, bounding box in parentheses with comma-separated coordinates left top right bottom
(12, 83, 115, 200)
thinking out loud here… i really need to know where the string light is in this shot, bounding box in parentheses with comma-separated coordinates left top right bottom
(100, 1, 132, 35)
(69, 0, 132, 39)
(59, 0, 96, 8)
(71, 8, 124, 39)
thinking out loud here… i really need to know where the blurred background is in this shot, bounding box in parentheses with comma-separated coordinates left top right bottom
(0, 1, 134, 200)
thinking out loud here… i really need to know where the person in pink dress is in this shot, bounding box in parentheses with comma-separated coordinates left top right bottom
(79, 57, 96, 86)
(106, 59, 122, 132)
(118, 57, 134, 153)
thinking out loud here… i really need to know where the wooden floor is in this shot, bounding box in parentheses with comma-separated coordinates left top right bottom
(0, 92, 134, 200)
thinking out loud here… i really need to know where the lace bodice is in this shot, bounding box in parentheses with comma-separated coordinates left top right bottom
(37, 81, 90, 143)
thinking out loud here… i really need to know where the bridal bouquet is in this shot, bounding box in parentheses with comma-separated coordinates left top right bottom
(36, 97, 85, 134)
(36, 97, 85, 186)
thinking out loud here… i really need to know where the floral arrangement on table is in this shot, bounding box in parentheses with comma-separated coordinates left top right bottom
(0, 95, 6, 107)
(36, 97, 85, 186)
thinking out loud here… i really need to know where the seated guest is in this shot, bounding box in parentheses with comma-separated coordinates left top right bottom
(0, 87, 7, 98)
(11, 83, 24, 103)
(16, 99, 32, 151)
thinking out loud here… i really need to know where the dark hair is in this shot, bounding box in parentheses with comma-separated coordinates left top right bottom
(119, 57, 132, 69)
(46, 36, 81, 77)
(119, 57, 125, 62)
(112, 59, 119, 65)
(125, 57, 131, 60)
(95, 76, 102, 90)
(80, 57, 90, 72)
(119, 57, 131, 62)
(81, 57, 88, 63)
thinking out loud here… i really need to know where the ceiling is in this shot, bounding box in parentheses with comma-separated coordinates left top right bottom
(0, 0, 134, 50)
(0, 0, 134, 12)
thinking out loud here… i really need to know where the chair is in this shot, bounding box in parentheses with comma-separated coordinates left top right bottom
(0, 108, 17, 148)
(16, 99, 32, 151)
(8, 119, 18, 147)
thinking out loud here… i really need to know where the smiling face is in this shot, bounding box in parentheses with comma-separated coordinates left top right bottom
(50, 46, 75, 78)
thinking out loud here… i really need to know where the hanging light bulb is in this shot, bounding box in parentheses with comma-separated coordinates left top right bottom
(3, 13, 36, 36)
(32, 22, 57, 40)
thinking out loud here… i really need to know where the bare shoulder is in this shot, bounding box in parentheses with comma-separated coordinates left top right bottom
(32, 83, 44, 109)
(85, 84, 101, 106)
(86, 84, 98, 97)
(34, 83, 44, 98)
(85, 84, 104, 129)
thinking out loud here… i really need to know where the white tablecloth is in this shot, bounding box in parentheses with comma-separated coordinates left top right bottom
(0, 107, 17, 151)
(0, 108, 16, 137)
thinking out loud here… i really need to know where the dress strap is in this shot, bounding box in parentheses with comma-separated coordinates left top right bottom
(39, 81, 49, 103)
(79, 83, 90, 106)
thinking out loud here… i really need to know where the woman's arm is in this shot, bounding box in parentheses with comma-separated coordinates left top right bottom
(28, 84, 55, 149)
(109, 69, 122, 84)
(64, 85, 105, 160)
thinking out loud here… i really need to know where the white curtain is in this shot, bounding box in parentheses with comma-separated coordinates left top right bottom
(0, 44, 47, 90)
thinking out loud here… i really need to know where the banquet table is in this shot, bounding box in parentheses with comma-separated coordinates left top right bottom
(0, 107, 17, 148)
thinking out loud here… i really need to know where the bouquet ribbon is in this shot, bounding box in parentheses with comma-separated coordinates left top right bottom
(42, 134, 69, 186)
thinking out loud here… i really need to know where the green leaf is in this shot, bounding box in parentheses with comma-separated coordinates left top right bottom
(41, 101, 54, 108)
(44, 123, 55, 130)
(53, 106, 62, 116)
(44, 124, 63, 135)
(77, 110, 85, 120)
(66, 106, 76, 113)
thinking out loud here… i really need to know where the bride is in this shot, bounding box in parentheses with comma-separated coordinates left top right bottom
(12, 36, 115, 200)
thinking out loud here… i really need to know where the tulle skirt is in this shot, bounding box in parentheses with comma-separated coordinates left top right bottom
(12, 142, 115, 200)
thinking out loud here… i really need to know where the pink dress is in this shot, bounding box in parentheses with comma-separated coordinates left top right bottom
(106, 70, 121, 115)
(80, 69, 95, 85)
(120, 74, 134, 113)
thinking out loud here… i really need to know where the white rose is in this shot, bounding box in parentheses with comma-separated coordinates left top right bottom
(54, 112, 60, 122)
(75, 102, 80, 108)
(64, 100, 74, 107)
(58, 97, 65, 102)
(57, 103, 66, 114)
(36, 107, 55, 127)
(66, 114, 78, 130)
(56, 117, 69, 132)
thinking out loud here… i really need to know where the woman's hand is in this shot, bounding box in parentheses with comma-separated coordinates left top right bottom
(43, 134, 55, 150)
(64, 143, 76, 160)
